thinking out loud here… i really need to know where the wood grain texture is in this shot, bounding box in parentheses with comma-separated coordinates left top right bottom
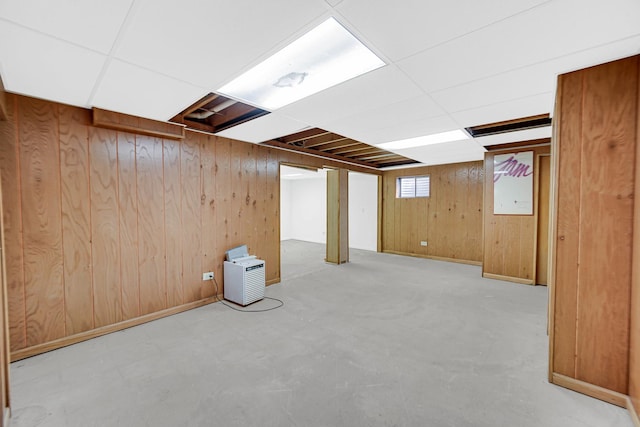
(381, 162, 483, 263)
(0, 94, 25, 351)
(631, 54, 640, 427)
(266, 148, 280, 283)
(117, 132, 140, 320)
(0, 143, 12, 415)
(89, 127, 121, 328)
(136, 136, 166, 315)
(551, 55, 639, 397)
(214, 137, 232, 292)
(575, 56, 636, 393)
(163, 138, 183, 306)
(4, 94, 396, 356)
(180, 132, 202, 303)
(59, 105, 93, 334)
(326, 169, 349, 264)
(18, 97, 65, 346)
(536, 155, 551, 285)
(482, 146, 549, 282)
(552, 71, 582, 377)
(200, 134, 216, 299)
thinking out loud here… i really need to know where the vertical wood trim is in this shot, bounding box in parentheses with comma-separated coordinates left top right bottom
(118, 132, 140, 320)
(535, 155, 551, 285)
(136, 136, 166, 315)
(59, 106, 93, 334)
(377, 175, 383, 252)
(0, 161, 12, 415)
(0, 94, 25, 351)
(326, 169, 348, 264)
(89, 127, 121, 328)
(630, 54, 640, 426)
(19, 97, 65, 346)
(181, 132, 203, 303)
(201, 135, 217, 299)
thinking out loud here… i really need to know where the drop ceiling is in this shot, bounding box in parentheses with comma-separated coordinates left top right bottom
(0, 0, 638, 167)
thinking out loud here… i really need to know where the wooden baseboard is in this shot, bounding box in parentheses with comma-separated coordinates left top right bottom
(482, 272, 534, 285)
(629, 396, 640, 427)
(382, 250, 482, 266)
(11, 294, 222, 361)
(551, 373, 628, 408)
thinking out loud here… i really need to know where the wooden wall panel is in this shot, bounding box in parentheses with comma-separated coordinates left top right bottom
(181, 132, 202, 303)
(2, 94, 385, 356)
(201, 135, 217, 299)
(117, 132, 140, 320)
(550, 55, 639, 401)
(0, 94, 25, 351)
(89, 127, 121, 328)
(266, 148, 280, 283)
(18, 97, 65, 345)
(213, 138, 231, 292)
(59, 106, 93, 334)
(631, 53, 640, 427)
(482, 145, 550, 283)
(381, 161, 483, 263)
(136, 136, 166, 315)
(552, 72, 582, 377)
(0, 171, 12, 424)
(574, 58, 636, 393)
(163, 138, 183, 307)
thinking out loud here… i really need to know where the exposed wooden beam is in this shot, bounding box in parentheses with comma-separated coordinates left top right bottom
(376, 159, 419, 168)
(308, 139, 359, 151)
(357, 152, 406, 161)
(280, 128, 330, 144)
(262, 140, 380, 170)
(329, 145, 382, 156)
(182, 93, 220, 117)
(304, 135, 350, 148)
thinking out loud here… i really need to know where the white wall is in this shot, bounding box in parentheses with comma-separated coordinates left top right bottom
(348, 172, 378, 251)
(280, 167, 378, 251)
(280, 166, 327, 244)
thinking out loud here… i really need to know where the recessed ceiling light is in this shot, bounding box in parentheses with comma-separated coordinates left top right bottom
(377, 129, 470, 150)
(217, 17, 385, 110)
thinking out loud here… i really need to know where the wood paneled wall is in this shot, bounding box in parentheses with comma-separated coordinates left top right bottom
(482, 145, 550, 284)
(550, 56, 639, 406)
(381, 162, 483, 263)
(630, 54, 640, 421)
(0, 83, 11, 425)
(0, 94, 380, 358)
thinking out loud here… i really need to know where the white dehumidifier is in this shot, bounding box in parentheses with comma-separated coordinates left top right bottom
(223, 245, 265, 306)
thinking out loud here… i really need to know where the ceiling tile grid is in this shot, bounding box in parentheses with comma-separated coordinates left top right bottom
(0, 0, 639, 167)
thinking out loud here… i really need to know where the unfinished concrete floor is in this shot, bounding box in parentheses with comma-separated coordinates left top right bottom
(10, 240, 633, 426)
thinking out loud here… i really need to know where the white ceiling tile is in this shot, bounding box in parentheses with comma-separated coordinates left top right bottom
(92, 60, 207, 121)
(450, 93, 553, 128)
(335, 0, 549, 61)
(0, 22, 105, 107)
(326, 113, 459, 145)
(0, 0, 133, 53)
(432, 34, 640, 115)
(115, 0, 328, 89)
(390, 140, 486, 166)
(215, 112, 309, 144)
(279, 65, 424, 125)
(398, 0, 640, 92)
(473, 127, 552, 147)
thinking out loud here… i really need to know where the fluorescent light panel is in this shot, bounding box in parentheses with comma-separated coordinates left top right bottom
(377, 129, 470, 150)
(218, 17, 385, 110)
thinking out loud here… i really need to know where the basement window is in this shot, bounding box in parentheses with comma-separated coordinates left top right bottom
(397, 176, 430, 198)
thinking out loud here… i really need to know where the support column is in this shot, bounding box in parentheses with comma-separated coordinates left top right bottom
(326, 169, 348, 264)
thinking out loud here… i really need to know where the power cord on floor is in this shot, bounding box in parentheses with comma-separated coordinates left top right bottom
(213, 277, 284, 312)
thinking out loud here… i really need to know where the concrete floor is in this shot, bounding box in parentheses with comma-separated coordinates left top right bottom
(10, 240, 633, 427)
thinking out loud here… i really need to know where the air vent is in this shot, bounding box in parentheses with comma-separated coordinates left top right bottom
(466, 114, 551, 138)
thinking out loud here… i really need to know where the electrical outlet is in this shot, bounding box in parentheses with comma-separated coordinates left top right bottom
(202, 272, 214, 281)
(420, 241, 428, 246)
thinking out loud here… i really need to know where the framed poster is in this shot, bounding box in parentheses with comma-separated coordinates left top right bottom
(493, 151, 534, 215)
